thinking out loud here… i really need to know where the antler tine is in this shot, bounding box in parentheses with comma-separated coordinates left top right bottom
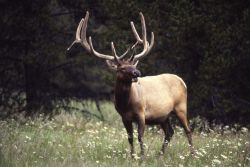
(68, 11, 115, 61)
(147, 32, 154, 54)
(133, 60, 139, 67)
(129, 45, 137, 62)
(106, 60, 118, 70)
(131, 41, 139, 50)
(84, 12, 121, 61)
(88, 37, 114, 60)
(130, 12, 154, 61)
(130, 21, 143, 43)
(132, 12, 148, 61)
(119, 47, 131, 60)
(140, 12, 147, 42)
(111, 42, 120, 61)
(67, 19, 84, 51)
(80, 11, 91, 52)
(76, 19, 84, 40)
(67, 12, 91, 52)
(119, 40, 140, 60)
(131, 17, 149, 51)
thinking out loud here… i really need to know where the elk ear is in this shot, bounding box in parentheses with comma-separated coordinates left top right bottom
(106, 60, 118, 71)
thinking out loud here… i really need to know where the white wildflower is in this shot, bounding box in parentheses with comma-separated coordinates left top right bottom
(201, 148, 207, 155)
(133, 154, 140, 160)
(213, 138, 218, 142)
(25, 135, 31, 141)
(220, 154, 227, 159)
(196, 151, 204, 157)
(179, 155, 185, 160)
(66, 122, 74, 127)
(122, 154, 126, 159)
(212, 159, 221, 164)
(241, 127, 248, 133)
(223, 125, 229, 130)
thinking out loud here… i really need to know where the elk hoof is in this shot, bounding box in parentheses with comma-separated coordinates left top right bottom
(158, 150, 164, 156)
(140, 154, 145, 162)
(190, 146, 195, 156)
(131, 153, 136, 159)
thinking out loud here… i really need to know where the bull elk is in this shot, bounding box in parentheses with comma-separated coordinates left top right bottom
(68, 11, 194, 159)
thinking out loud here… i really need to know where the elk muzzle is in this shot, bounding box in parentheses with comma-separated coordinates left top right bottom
(132, 69, 141, 82)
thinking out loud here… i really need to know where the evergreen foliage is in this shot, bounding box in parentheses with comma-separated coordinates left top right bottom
(0, 0, 250, 124)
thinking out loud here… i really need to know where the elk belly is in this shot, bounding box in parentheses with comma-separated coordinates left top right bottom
(144, 99, 174, 124)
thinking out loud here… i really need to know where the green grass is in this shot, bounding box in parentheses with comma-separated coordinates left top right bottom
(0, 101, 249, 167)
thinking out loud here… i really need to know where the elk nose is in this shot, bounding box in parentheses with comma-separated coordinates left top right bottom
(133, 70, 141, 77)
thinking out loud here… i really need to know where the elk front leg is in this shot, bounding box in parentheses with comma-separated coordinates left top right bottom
(137, 115, 145, 160)
(122, 119, 134, 158)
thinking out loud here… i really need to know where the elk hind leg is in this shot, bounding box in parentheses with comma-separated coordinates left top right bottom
(160, 118, 174, 154)
(175, 103, 194, 154)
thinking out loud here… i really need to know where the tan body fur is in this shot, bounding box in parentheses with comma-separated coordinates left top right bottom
(122, 74, 187, 124)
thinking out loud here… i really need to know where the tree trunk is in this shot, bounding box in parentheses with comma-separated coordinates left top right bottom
(24, 63, 41, 116)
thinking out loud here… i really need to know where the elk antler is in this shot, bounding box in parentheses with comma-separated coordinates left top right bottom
(68, 11, 130, 62)
(130, 12, 154, 62)
(68, 11, 154, 65)
(67, 11, 91, 52)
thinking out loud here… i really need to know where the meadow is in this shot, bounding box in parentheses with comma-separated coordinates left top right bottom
(0, 101, 249, 167)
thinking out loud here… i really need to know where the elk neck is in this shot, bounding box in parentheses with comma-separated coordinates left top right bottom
(114, 79, 133, 112)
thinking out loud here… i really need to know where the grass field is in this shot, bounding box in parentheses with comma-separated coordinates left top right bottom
(0, 101, 249, 167)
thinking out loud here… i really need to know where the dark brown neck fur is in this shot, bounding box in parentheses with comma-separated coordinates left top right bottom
(114, 79, 132, 112)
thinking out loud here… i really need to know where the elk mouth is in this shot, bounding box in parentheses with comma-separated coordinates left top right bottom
(132, 78, 138, 82)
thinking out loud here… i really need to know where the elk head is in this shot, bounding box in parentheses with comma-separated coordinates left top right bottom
(67, 11, 154, 83)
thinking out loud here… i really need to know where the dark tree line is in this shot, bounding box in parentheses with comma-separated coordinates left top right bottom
(0, 0, 250, 125)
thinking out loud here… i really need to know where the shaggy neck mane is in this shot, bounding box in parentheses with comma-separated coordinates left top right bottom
(114, 79, 132, 112)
